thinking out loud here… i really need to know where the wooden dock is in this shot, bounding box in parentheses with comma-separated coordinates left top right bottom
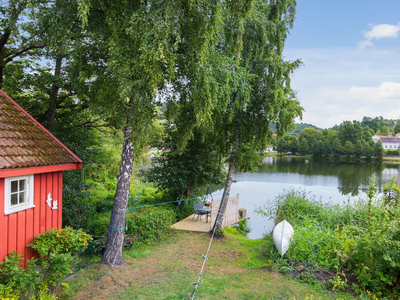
(171, 194, 240, 232)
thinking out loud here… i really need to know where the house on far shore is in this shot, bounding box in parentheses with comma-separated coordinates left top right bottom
(372, 134, 400, 151)
(265, 145, 275, 153)
(0, 89, 82, 265)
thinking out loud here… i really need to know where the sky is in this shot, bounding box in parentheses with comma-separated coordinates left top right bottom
(283, 0, 400, 129)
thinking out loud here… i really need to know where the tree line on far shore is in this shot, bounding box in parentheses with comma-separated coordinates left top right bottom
(272, 118, 400, 158)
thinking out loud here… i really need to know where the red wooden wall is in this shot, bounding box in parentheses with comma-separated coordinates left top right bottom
(0, 171, 63, 266)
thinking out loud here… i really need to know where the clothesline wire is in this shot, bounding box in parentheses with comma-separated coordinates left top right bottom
(126, 193, 222, 211)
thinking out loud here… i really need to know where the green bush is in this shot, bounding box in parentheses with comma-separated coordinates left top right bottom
(28, 227, 93, 288)
(237, 218, 251, 235)
(28, 227, 92, 257)
(0, 227, 92, 298)
(386, 149, 399, 156)
(86, 211, 112, 237)
(125, 206, 176, 243)
(0, 252, 40, 298)
(257, 179, 400, 298)
(288, 218, 347, 269)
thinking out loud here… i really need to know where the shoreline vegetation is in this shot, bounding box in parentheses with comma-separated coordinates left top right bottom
(62, 177, 399, 299)
(256, 178, 400, 299)
(266, 153, 400, 164)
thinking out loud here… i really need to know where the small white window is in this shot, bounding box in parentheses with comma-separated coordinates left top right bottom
(4, 175, 34, 215)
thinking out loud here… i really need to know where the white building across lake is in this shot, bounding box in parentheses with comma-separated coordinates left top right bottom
(372, 134, 400, 150)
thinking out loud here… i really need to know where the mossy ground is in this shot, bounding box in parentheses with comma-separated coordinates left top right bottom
(67, 229, 356, 300)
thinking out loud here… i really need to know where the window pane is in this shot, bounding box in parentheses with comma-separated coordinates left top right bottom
(11, 181, 18, 193)
(19, 192, 25, 204)
(19, 179, 25, 191)
(11, 193, 18, 205)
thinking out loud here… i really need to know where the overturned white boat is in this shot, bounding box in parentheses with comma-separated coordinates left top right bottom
(272, 220, 294, 256)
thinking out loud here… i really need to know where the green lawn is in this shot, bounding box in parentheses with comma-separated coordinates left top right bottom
(67, 230, 356, 300)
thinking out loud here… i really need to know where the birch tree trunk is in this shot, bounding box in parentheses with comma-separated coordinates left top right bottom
(213, 127, 239, 233)
(102, 125, 134, 267)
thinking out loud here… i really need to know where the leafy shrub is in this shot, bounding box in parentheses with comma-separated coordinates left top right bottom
(28, 227, 92, 257)
(327, 274, 348, 291)
(386, 149, 399, 156)
(28, 227, 92, 289)
(86, 212, 112, 237)
(288, 218, 347, 269)
(0, 227, 92, 298)
(237, 218, 251, 235)
(125, 206, 175, 243)
(0, 252, 40, 298)
(258, 179, 400, 297)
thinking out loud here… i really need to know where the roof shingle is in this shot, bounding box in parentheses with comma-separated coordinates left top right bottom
(0, 90, 81, 170)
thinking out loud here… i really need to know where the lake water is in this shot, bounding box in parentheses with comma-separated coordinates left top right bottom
(211, 156, 400, 239)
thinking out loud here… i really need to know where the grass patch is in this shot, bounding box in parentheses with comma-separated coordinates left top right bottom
(66, 230, 355, 300)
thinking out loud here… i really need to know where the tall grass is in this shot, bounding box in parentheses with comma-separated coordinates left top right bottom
(257, 178, 400, 298)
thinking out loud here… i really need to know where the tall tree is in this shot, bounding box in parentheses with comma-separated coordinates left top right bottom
(374, 140, 384, 159)
(354, 140, 363, 158)
(208, 0, 302, 232)
(147, 128, 225, 200)
(0, 0, 56, 87)
(78, 0, 252, 267)
(298, 137, 309, 155)
(394, 120, 400, 135)
(277, 138, 288, 153)
(290, 137, 299, 154)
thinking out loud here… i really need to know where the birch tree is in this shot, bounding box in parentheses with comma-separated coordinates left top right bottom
(78, 0, 252, 267)
(211, 0, 303, 232)
(213, 0, 302, 232)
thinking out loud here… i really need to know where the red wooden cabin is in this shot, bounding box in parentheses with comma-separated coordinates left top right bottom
(0, 90, 82, 265)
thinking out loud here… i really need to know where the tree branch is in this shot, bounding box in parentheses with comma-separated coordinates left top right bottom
(2, 44, 46, 66)
(0, 31, 11, 52)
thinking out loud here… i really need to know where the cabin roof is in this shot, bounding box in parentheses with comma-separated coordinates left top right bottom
(0, 90, 82, 170)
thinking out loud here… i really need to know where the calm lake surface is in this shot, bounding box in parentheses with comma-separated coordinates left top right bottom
(211, 156, 400, 239)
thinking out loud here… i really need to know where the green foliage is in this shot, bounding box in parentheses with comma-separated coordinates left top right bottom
(0, 252, 40, 298)
(147, 128, 225, 200)
(125, 207, 176, 243)
(257, 181, 400, 297)
(273, 117, 400, 158)
(394, 119, 400, 135)
(298, 137, 310, 155)
(361, 116, 396, 134)
(28, 227, 92, 288)
(86, 212, 112, 238)
(299, 128, 324, 146)
(237, 218, 251, 235)
(0, 228, 92, 298)
(28, 227, 92, 257)
(289, 219, 348, 269)
(386, 148, 399, 156)
(299, 272, 320, 287)
(382, 177, 400, 206)
(373, 140, 384, 159)
(327, 274, 348, 291)
(277, 138, 289, 153)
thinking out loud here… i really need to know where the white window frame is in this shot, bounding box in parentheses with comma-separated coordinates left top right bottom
(4, 175, 35, 215)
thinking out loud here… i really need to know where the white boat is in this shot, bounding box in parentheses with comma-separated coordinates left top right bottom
(272, 220, 294, 256)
